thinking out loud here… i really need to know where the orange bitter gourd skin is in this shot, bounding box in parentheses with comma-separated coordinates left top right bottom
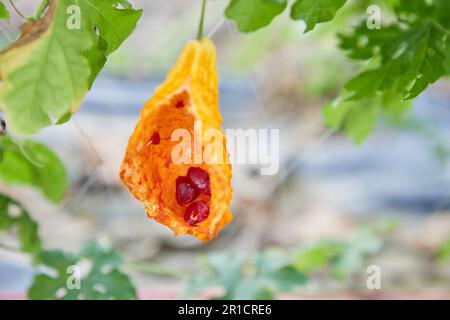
(119, 38, 232, 242)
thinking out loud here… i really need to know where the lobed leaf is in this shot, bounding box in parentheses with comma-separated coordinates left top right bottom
(28, 239, 137, 300)
(343, 22, 448, 101)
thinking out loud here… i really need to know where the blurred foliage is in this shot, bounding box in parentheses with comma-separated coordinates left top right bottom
(1, 193, 395, 301)
(226, 0, 288, 33)
(226, 0, 349, 34)
(226, 0, 450, 143)
(29, 239, 136, 300)
(328, 0, 450, 141)
(323, 90, 411, 143)
(0, 194, 41, 257)
(290, 0, 346, 32)
(0, 1, 9, 20)
(184, 249, 307, 299)
(436, 238, 450, 262)
(184, 219, 395, 299)
(340, 21, 447, 101)
(0, 192, 136, 300)
(0, 135, 67, 203)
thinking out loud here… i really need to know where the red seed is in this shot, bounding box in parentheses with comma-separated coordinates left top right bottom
(175, 100, 185, 108)
(187, 167, 211, 196)
(176, 176, 199, 205)
(184, 201, 209, 226)
(148, 132, 160, 145)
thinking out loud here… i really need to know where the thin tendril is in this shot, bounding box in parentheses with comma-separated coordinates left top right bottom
(197, 0, 207, 40)
(8, 0, 25, 19)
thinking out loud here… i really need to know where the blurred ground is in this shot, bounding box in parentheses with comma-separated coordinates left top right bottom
(0, 0, 449, 299)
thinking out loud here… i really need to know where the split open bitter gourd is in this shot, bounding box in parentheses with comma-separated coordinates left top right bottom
(119, 38, 233, 242)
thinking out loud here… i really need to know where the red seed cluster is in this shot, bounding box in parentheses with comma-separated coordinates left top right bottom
(175, 167, 211, 225)
(187, 167, 211, 196)
(176, 176, 199, 205)
(184, 201, 209, 226)
(175, 100, 185, 108)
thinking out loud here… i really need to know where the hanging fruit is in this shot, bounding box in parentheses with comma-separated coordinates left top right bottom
(119, 36, 233, 242)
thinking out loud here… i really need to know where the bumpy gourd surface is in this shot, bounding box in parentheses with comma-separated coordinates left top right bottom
(120, 38, 232, 242)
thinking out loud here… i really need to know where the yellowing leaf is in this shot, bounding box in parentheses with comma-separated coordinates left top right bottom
(0, 0, 141, 134)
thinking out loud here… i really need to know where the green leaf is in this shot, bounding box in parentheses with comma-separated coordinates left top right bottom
(40, 249, 79, 273)
(80, 239, 124, 271)
(28, 239, 137, 300)
(17, 212, 41, 255)
(0, 1, 9, 20)
(185, 249, 308, 300)
(332, 2, 450, 143)
(263, 266, 307, 291)
(225, 0, 288, 33)
(396, 0, 450, 28)
(338, 24, 403, 61)
(232, 278, 275, 299)
(28, 250, 79, 299)
(290, 0, 347, 32)
(0, 194, 41, 256)
(0, 135, 67, 203)
(255, 249, 307, 291)
(445, 38, 450, 75)
(204, 252, 247, 298)
(0, 0, 142, 134)
(55, 112, 72, 125)
(342, 102, 377, 144)
(342, 22, 448, 101)
(83, 268, 136, 299)
(113, 0, 133, 10)
(292, 241, 342, 273)
(323, 91, 411, 143)
(323, 98, 377, 144)
(331, 231, 383, 278)
(436, 238, 450, 262)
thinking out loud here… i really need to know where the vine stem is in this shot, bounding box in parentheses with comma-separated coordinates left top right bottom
(126, 260, 188, 279)
(8, 0, 24, 19)
(197, 0, 207, 40)
(33, 0, 48, 20)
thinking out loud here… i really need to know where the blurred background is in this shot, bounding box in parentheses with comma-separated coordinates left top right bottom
(0, 0, 449, 299)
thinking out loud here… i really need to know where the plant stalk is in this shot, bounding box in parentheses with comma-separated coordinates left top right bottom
(33, 0, 48, 20)
(126, 260, 188, 279)
(197, 0, 207, 40)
